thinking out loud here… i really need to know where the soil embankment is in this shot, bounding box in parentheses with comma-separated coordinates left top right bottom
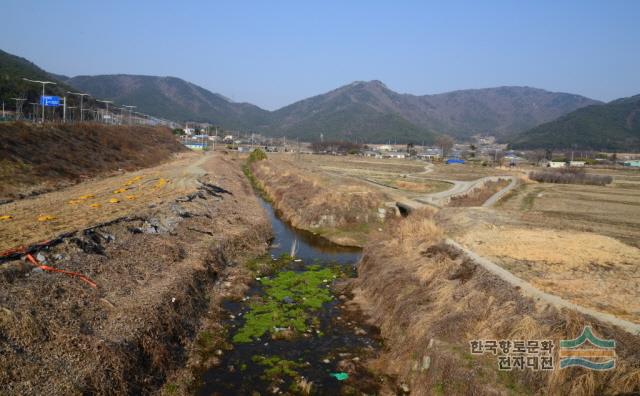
(348, 210, 640, 395)
(0, 154, 271, 394)
(249, 156, 390, 247)
(0, 122, 187, 200)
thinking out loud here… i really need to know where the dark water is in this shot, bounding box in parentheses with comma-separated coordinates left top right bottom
(197, 197, 381, 395)
(258, 199, 362, 264)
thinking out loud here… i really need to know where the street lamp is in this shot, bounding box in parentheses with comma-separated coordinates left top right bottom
(67, 92, 89, 121)
(22, 78, 56, 122)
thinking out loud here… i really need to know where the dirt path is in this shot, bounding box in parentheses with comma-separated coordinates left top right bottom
(414, 175, 518, 207)
(482, 176, 519, 207)
(0, 152, 210, 252)
(446, 238, 640, 335)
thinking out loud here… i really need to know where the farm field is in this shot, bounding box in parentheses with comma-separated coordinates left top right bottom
(440, 166, 640, 323)
(269, 154, 640, 324)
(497, 172, 640, 247)
(0, 152, 206, 252)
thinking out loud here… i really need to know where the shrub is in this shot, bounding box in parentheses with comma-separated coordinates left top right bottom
(529, 168, 612, 186)
(247, 148, 267, 163)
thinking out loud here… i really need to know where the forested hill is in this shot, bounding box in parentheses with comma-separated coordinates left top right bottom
(509, 95, 640, 150)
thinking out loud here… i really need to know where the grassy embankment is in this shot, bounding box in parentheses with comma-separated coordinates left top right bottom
(0, 122, 187, 200)
(349, 209, 640, 395)
(0, 153, 272, 395)
(245, 151, 389, 247)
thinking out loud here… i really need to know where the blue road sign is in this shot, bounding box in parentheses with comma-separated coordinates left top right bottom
(40, 96, 60, 107)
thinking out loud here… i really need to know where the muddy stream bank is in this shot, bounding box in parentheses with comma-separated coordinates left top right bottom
(196, 197, 385, 395)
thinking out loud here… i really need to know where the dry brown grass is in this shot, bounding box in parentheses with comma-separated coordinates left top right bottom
(425, 163, 517, 181)
(0, 154, 270, 395)
(382, 207, 441, 255)
(251, 157, 389, 246)
(457, 225, 640, 323)
(295, 154, 426, 175)
(497, 173, 640, 248)
(448, 179, 511, 207)
(0, 152, 205, 252)
(349, 211, 640, 395)
(0, 122, 187, 200)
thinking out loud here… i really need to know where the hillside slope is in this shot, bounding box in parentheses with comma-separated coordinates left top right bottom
(267, 81, 437, 143)
(263, 81, 599, 142)
(0, 122, 187, 199)
(509, 95, 640, 150)
(66, 74, 271, 129)
(0, 49, 74, 107)
(419, 86, 599, 138)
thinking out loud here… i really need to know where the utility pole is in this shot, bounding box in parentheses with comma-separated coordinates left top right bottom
(62, 96, 67, 123)
(67, 92, 88, 121)
(22, 78, 56, 123)
(122, 105, 136, 125)
(66, 106, 77, 122)
(29, 103, 38, 121)
(96, 100, 113, 124)
(11, 98, 26, 120)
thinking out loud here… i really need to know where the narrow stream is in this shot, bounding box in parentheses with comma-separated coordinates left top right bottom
(197, 197, 383, 395)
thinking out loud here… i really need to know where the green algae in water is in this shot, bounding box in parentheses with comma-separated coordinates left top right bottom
(245, 253, 295, 276)
(252, 355, 304, 380)
(233, 266, 336, 343)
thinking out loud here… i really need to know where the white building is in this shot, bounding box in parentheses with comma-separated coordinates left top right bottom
(541, 160, 566, 168)
(383, 152, 406, 159)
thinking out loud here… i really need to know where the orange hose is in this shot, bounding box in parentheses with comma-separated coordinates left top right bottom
(26, 254, 97, 288)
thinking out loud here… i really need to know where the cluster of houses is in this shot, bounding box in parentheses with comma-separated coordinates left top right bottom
(177, 126, 640, 169)
(363, 145, 443, 160)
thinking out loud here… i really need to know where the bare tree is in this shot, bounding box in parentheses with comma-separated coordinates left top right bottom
(436, 136, 454, 158)
(525, 150, 546, 165)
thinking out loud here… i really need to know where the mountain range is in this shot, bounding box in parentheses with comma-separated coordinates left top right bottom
(3, 48, 637, 149)
(64, 75, 600, 144)
(263, 81, 600, 143)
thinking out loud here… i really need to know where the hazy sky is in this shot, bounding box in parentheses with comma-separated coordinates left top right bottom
(1, 1, 638, 110)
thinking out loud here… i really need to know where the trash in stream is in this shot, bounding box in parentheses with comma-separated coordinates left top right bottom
(329, 372, 349, 381)
(197, 195, 383, 395)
